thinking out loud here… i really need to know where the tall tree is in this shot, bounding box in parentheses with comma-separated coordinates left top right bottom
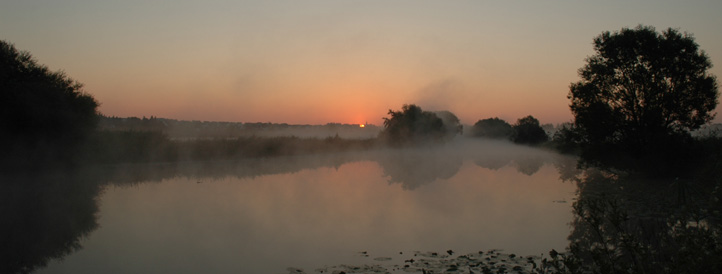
(569, 26, 718, 151)
(1, 40, 99, 163)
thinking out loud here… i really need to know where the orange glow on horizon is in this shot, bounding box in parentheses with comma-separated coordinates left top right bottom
(5, 1, 721, 126)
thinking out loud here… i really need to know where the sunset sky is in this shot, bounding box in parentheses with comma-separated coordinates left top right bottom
(2, 1, 721, 125)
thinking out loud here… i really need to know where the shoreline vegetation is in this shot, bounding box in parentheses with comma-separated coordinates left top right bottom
(3, 25, 722, 273)
(84, 128, 380, 164)
(4, 112, 721, 170)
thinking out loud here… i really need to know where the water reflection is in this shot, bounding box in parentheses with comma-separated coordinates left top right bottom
(469, 140, 561, 177)
(3, 140, 580, 273)
(102, 153, 365, 185)
(373, 143, 560, 191)
(558, 168, 722, 274)
(0, 170, 102, 274)
(1, 154, 377, 273)
(377, 148, 463, 190)
(473, 156, 511, 170)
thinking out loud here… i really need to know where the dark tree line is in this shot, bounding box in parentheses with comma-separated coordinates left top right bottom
(1, 40, 99, 165)
(470, 116, 549, 146)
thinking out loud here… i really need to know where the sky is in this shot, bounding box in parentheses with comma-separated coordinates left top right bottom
(2, 0, 721, 125)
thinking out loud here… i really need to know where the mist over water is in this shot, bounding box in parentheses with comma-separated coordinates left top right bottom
(13, 138, 579, 274)
(4, 4, 722, 271)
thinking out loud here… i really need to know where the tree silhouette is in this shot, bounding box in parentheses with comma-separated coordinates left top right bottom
(470, 117, 513, 139)
(434, 110, 463, 138)
(510, 115, 548, 145)
(0, 40, 98, 164)
(569, 26, 719, 153)
(379, 104, 451, 146)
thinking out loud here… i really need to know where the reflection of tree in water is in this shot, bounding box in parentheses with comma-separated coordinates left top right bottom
(473, 157, 511, 171)
(0, 170, 103, 274)
(552, 155, 582, 183)
(512, 157, 545, 176)
(104, 153, 365, 186)
(556, 168, 722, 273)
(472, 151, 549, 176)
(0, 153, 365, 273)
(376, 149, 463, 190)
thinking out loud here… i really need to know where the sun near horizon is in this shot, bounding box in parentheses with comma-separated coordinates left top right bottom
(2, 1, 720, 126)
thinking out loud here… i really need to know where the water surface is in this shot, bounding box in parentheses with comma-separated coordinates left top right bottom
(27, 141, 577, 273)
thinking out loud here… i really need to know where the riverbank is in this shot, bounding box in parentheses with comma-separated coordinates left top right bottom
(288, 249, 548, 274)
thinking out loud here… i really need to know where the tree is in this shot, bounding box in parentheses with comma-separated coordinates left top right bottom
(510, 115, 548, 145)
(551, 122, 582, 154)
(470, 117, 513, 139)
(569, 26, 719, 151)
(379, 104, 450, 146)
(434, 110, 463, 138)
(0, 40, 99, 163)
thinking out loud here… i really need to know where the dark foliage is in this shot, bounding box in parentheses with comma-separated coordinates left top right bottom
(510, 115, 548, 145)
(379, 104, 453, 146)
(568, 26, 719, 156)
(83, 131, 180, 163)
(0, 40, 99, 165)
(551, 123, 582, 154)
(470, 117, 513, 139)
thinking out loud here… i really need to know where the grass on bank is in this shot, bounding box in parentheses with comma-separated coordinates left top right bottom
(82, 130, 379, 164)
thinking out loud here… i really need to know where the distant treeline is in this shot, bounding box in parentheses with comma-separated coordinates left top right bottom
(98, 115, 381, 140)
(3, 33, 722, 173)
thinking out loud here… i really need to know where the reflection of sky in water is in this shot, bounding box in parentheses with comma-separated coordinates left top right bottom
(39, 158, 575, 273)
